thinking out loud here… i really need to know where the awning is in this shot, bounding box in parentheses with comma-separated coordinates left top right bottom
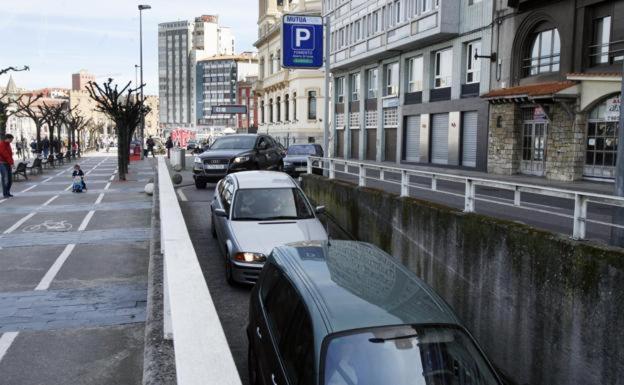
(482, 81, 578, 104)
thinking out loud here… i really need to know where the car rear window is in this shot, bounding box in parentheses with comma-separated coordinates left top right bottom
(323, 325, 500, 385)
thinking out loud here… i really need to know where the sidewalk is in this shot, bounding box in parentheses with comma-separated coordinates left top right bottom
(0, 152, 155, 385)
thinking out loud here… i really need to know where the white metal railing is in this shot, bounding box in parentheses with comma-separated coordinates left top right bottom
(306, 157, 624, 240)
(158, 157, 242, 385)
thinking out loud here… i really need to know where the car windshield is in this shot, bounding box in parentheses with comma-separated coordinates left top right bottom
(287, 145, 320, 155)
(323, 325, 500, 385)
(232, 188, 314, 220)
(210, 136, 256, 150)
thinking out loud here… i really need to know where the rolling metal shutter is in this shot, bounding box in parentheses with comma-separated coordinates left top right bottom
(462, 111, 478, 167)
(404, 115, 420, 162)
(431, 113, 449, 165)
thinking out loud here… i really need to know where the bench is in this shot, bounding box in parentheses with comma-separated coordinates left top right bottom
(27, 158, 42, 175)
(65, 151, 72, 163)
(56, 152, 65, 165)
(43, 154, 55, 169)
(13, 162, 28, 181)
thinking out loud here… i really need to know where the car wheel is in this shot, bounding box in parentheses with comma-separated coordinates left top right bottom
(225, 253, 235, 286)
(248, 344, 260, 385)
(195, 179, 207, 189)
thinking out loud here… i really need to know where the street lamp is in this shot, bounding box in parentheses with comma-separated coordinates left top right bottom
(138, 4, 151, 159)
(134, 64, 140, 87)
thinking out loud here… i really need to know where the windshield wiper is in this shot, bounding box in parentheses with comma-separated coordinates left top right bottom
(369, 333, 418, 343)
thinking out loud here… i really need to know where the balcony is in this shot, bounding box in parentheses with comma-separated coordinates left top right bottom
(261, 70, 289, 92)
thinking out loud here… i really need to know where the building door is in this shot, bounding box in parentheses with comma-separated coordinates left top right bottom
(365, 128, 377, 160)
(431, 113, 449, 165)
(404, 115, 420, 162)
(335, 129, 344, 158)
(461, 111, 478, 167)
(521, 122, 547, 176)
(350, 129, 360, 159)
(584, 95, 619, 179)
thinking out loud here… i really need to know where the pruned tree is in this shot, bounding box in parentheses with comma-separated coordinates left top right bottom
(64, 108, 90, 156)
(39, 101, 69, 154)
(13, 94, 45, 147)
(87, 120, 106, 148)
(86, 79, 149, 180)
(0, 66, 31, 139)
(0, 66, 29, 77)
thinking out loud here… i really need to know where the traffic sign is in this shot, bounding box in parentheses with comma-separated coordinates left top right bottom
(282, 14, 323, 69)
(211, 105, 247, 115)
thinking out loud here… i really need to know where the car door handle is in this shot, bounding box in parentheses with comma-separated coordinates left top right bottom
(271, 373, 278, 385)
(256, 326, 262, 339)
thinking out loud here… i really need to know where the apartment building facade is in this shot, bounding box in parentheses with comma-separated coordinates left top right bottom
(158, 15, 234, 133)
(195, 54, 258, 130)
(255, 0, 326, 147)
(326, 0, 494, 171)
(485, 0, 624, 181)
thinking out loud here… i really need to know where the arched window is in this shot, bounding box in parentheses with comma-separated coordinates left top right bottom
(585, 94, 620, 178)
(269, 98, 273, 122)
(524, 26, 560, 76)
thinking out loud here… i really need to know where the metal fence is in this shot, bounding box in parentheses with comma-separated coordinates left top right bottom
(306, 157, 624, 240)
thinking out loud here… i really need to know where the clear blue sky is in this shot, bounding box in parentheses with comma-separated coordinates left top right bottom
(0, 0, 258, 95)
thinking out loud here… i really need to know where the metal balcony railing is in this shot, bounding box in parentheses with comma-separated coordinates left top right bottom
(306, 157, 624, 241)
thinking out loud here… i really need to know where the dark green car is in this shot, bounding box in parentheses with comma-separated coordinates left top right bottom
(247, 240, 504, 385)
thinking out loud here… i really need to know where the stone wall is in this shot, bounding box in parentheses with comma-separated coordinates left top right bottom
(303, 174, 624, 385)
(544, 105, 585, 181)
(487, 103, 522, 175)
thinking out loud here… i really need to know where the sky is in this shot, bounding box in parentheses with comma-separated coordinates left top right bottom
(0, 0, 259, 96)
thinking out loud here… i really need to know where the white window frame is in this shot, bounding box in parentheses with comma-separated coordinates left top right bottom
(384, 62, 399, 96)
(350, 73, 360, 101)
(407, 56, 423, 92)
(336, 77, 345, 104)
(434, 48, 452, 89)
(466, 40, 481, 84)
(366, 68, 378, 99)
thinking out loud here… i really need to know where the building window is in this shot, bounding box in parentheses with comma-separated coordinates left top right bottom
(353, 20, 361, 42)
(434, 48, 452, 88)
(384, 62, 399, 96)
(350, 73, 360, 101)
(276, 96, 281, 122)
(407, 56, 423, 92)
(285, 94, 290, 121)
(394, 0, 402, 24)
(525, 28, 560, 76)
(269, 98, 273, 122)
(366, 68, 378, 99)
(336, 77, 345, 103)
(269, 54, 274, 74)
(466, 40, 481, 84)
(308, 91, 317, 120)
(261, 100, 265, 123)
(422, 0, 437, 13)
(293, 92, 297, 120)
(592, 16, 614, 65)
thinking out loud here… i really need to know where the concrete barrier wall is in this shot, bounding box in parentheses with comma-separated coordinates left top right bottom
(302, 174, 624, 385)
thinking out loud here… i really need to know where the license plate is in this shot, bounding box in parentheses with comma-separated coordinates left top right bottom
(295, 167, 307, 172)
(205, 164, 226, 169)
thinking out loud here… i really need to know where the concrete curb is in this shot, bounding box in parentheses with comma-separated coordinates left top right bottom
(142, 167, 177, 385)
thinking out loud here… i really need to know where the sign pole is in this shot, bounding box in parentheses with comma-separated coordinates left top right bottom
(323, 15, 331, 158)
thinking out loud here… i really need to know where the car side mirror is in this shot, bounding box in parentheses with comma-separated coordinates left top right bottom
(315, 206, 325, 214)
(214, 208, 228, 218)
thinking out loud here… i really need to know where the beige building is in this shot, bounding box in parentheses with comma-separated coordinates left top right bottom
(255, 0, 325, 146)
(143, 95, 160, 138)
(69, 90, 114, 139)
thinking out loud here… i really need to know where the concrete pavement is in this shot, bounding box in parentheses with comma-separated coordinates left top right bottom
(0, 152, 154, 385)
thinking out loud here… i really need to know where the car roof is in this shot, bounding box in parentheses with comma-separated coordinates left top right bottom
(270, 240, 460, 337)
(231, 171, 297, 190)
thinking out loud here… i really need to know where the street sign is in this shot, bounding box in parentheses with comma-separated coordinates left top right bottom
(282, 14, 323, 69)
(211, 105, 247, 115)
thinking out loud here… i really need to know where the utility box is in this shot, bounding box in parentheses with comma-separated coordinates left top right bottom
(171, 148, 186, 169)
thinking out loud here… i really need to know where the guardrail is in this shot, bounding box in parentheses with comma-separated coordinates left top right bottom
(306, 156, 624, 240)
(158, 157, 242, 385)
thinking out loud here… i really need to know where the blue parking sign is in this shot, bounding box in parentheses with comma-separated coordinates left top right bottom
(282, 14, 323, 69)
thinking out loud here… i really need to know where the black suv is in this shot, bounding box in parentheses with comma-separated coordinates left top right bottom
(192, 134, 283, 189)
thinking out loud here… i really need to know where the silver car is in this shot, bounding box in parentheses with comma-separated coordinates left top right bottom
(210, 171, 328, 285)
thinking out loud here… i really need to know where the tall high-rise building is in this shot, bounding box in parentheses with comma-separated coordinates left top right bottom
(71, 70, 95, 91)
(158, 15, 235, 133)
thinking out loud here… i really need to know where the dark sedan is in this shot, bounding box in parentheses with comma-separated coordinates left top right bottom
(192, 134, 283, 189)
(283, 143, 324, 177)
(247, 241, 504, 385)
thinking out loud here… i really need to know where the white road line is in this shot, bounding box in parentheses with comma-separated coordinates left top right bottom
(0, 332, 19, 362)
(104, 182, 111, 190)
(41, 177, 53, 183)
(34, 244, 75, 291)
(109, 174, 115, 181)
(0, 199, 6, 205)
(77, 211, 95, 231)
(177, 188, 188, 202)
(19, 185, 38, 193)
(94, 192, 105, 205)
(42, 195, 59, 207)
(3, 213, 35, 234)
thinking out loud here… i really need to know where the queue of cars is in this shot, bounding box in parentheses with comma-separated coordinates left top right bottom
(194, 133, 504, 385)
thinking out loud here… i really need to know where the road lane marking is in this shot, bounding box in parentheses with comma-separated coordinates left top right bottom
(177, 189, 188, 202)
(34, 244, 76, 291)
(3, 213, 36, 234)
(94, 193, 105, 205)
(77, 211, 95, 231)
(19, 185, 38, 193)
(0, 332, 18, 362)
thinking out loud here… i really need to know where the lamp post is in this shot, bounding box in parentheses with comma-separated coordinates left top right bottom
(138, 4, 151, 159)
(134, 64, 140, 87)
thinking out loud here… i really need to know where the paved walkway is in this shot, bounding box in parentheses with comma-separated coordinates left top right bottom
(0, 152, 154, 385)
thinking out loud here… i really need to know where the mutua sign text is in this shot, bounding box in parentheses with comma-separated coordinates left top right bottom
(282, 14, 323, 69)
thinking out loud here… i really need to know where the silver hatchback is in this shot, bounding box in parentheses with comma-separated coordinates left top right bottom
(210, 171, 328, 285)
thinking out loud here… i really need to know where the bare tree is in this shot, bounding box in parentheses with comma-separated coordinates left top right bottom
(0, 66, 29, 77)
(0, 66, 31, 138)
(87, 121, 106, 148)
(13, 94, 45, 147)
(86, 79, 149, 180)
(64, 109, 90, 156)
(39, 101, 69, 155)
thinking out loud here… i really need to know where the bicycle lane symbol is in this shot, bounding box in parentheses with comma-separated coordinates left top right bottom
(22, 220, 73, 233)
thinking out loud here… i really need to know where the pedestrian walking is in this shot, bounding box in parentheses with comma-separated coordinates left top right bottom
(0, 134, 15, 198)
(165, 136, 173, 159)
(15, 140, 23, 159)
(42, 136, 50, 157)
(146, 136, 156, 158)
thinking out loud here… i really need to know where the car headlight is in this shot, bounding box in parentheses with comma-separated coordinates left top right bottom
(194, 157, 202, 163)
(233, 155, 250, 163)
(233, 252, 266, 263)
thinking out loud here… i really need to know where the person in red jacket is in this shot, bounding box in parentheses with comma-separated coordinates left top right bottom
(0, 134, 15, 198)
